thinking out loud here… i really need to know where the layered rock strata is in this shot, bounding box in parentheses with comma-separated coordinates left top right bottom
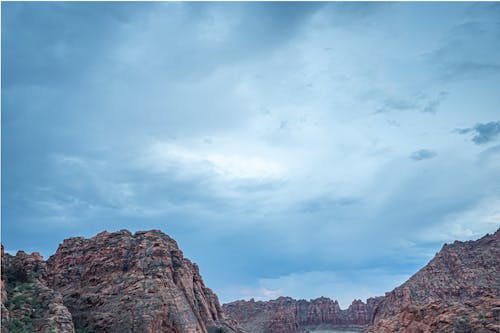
(223, 296, 377, 333)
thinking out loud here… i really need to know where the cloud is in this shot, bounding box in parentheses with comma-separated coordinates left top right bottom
(297, 195, 359, 214)
(440, 62, 500, 81)
(417, 197, 500, 243)
(456, 121, 500, 144)
(422, 91, 448, 114)
(375, 91, 448, 115)
(142, 141, 286, 181)
(471, 121, 500, 144)
(409, 149, 437, 161)
(478, 144, 500, 167)
(381, 97, 417, 112)
(424, 6, 500, 82)
(3, 2, 500, 306)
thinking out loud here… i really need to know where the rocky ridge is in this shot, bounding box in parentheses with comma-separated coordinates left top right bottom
(364, 229, 500, 333)
(223, 296, 379, 333)
(1, 230, 243, 333)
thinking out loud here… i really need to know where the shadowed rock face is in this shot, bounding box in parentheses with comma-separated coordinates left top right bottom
(364, 229, 500, 333)
(1, 246, 75, 333)
(45, 229, 242, 333)
(223, 296, 378, 333)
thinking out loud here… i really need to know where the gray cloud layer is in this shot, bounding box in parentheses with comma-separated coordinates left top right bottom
(457, 121, 500, 144)
(410, 149, 438, 161)
(2, 2, 500, 306)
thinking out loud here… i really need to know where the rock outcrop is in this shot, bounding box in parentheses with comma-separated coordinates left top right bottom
(1, 230, 243, 333)
(1, 246, 75, 333)
(45, 229, 242, 333)
(364, 229, 500, 333)
(223, 296, 377, 333)
(1, 246, 10, 331)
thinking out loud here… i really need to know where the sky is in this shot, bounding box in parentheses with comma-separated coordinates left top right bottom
(2, 2, 500, 308)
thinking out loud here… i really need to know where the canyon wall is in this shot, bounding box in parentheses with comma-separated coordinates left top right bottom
(364, 229, 500, 333)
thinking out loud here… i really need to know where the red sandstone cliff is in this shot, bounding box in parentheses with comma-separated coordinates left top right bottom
(364, 229, 500, 333)
(223, 230, 500, 333)
(1, 230, 243, 333)
(223, 296, 377, 333)
(1, 245, 75, 333)
(45, 229, 242, 333)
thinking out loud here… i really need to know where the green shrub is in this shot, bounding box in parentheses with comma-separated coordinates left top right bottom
(11, 293, 29, 309)
(7, 319, 32, 333)
(75, 326, 94, 333)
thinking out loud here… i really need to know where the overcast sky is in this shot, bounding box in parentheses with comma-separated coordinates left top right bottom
(2, 2, 500, 308)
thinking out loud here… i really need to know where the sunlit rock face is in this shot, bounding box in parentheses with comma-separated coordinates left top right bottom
(364, 229, 500, 333)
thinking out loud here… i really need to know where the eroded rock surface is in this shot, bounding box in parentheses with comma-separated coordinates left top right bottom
(223, 296, 377, 333)
(1, 245, 75, 333)
(364, 229, 500, 333)
(45, 229, 243, 333)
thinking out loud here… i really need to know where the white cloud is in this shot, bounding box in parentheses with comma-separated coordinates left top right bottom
(142, 140, 286, 181)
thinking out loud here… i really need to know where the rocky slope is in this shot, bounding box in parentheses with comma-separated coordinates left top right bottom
(1, 245, 75, 333)
(1, 230, 243, 333)
(364, 229, 500, 333)
(223, 296, 378, 333)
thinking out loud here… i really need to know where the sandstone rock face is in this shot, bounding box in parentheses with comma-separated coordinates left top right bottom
(1, 246, 75, 333)
(45, 229, 242, 333)
(223, 296, 376, 333)
(365, 229, 500, 333)
(1, 246, 10, 332)
(2, 229, 243, 333)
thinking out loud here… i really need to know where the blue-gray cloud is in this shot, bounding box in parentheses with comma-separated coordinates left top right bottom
(425, 4, 500, 82)
(410, 149, 438, 161)
(377, 91, 447, 114)
(2, 2, 500, 307)
(457, 121, 500, 144)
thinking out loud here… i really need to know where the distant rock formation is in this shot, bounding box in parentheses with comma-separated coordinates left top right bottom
(364, 229, 500, 333)
(1, 230, 243, 333)
(223, 296, 378, 333)
(223, 229, 500, 333)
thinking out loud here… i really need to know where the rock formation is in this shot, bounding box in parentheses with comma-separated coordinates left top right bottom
(364, 229, 500, 333)
(223, 229, 500, 333)
(1, 230, 243, 333)
(1, 245, 75, 333)
(46, 229, 242, 333)
(223, 296, 377, 333)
